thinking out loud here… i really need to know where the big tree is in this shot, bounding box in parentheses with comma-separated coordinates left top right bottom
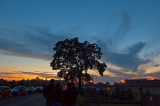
(50, 37, 107, 91)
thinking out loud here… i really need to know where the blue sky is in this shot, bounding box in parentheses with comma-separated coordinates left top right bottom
(0, 0, 160, 83)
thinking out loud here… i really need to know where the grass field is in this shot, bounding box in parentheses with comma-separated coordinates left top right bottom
(83, 103, 141, 106)
(76, 94, 141, 106)
(77, 95, 87, 105)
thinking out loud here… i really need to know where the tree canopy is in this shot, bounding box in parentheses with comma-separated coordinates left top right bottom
(50, 37, 107, 91)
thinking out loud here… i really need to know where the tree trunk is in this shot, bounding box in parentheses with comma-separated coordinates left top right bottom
(78, 74, 82, 92)
(78, 70, 82, 94)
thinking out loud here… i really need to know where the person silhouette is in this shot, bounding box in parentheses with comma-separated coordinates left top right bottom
(43, 79, 55, 106)
(63, 83, 78, 106)
(71, 83, 78, 105)
(52, 83, 64, 106)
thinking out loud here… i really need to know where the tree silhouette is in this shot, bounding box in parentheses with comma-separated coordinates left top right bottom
(106, 82, 111, 86)
(50, 37, 107, 92)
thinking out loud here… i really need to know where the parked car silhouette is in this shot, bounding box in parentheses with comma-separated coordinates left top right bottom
(36, 86, 43, 92)
(12, 86, 28, 96)
(27, 87, 36, 94)
(0, 86, 12, 99)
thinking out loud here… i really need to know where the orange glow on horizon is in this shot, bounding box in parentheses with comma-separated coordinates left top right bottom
(120, 79, 125, 83)
(89, 80, 98, 84)
(0, 74, 64, 81)
(130, 76, 158, 80)
(106, 87, 111, 90)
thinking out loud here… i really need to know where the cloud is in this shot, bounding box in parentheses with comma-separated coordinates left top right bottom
(130, 76, 158, 80)
(0, 23, 68, 60)
(114, 12, 131, 42)
(103, 12, 132, 48)
(88, 69, 119, 78)
(0, 76, 21, 78)
(21, 71, 57, 79)
(137, 62, 160, 74)
(145, 72, 160, 79)
(92, 39, 152, 82)
(103, 70, 119, 77)
(89, 11, 151, 74)
(91, 75, 122, 84)
(0, 72, 21, 79)
(153, 64, 160, 67)
(0, 71, 61, 80)
(0, 72, 17, 75)
(100, 41, 150, 71)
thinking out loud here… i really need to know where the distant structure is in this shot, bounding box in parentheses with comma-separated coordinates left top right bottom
(117, 79, 160, 87)
(114, 79, 160, 94)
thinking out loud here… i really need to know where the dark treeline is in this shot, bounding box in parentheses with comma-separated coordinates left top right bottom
(0, 77, 66, 88)
(0, 78, 136, 101)
(0, 77, 113, 89)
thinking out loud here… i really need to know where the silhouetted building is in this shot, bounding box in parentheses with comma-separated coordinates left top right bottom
(116, 79, 160, 94)
(124, 79, 160, 87)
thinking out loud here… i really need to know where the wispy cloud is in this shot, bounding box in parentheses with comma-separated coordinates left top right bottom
(99, 41, 150, 71)
(0, 71, 60, 80)
(0, 72, 22, 79)
(130, 76, 158, 80)
(0, 23, 67, 60)
(0, 76, 21, 79)
(21, 71, 57, 79)
(0, 72, 17, 75)
(91, 11, 151, 73)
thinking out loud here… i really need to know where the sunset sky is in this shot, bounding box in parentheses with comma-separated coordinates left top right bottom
(0, 0, 160, 83)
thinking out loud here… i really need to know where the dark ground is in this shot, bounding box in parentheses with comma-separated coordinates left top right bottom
(0, 93, 46, 106)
